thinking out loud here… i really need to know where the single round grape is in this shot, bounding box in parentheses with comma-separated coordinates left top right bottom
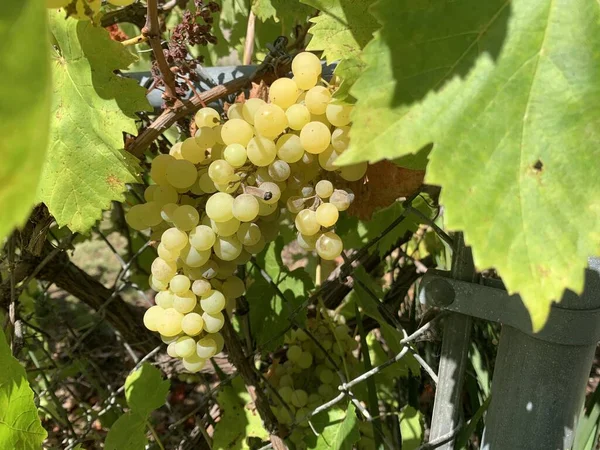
(222, 276, 245, 299)
(305, 87, 331, 115)
(152, 185, 178, 206)
(191, 279, 212, 297)
(159, 202, 178, 223)
(208, 159, 235, 184)
(254, 104, 288, 139)
(285, 104, 311, 131)
(295, 209, 320, 236)
(213, 235, 243, 261)
(300, 122, 331, 154)
(194, 126, 218, 150)
(144, 185, 158, 202)
(236, 222, 262, 246)
(169, 275, 191, 295)
(316, 203, 339, 228)
(170, 142, 183, 159)
(292, 52, 322, 77)
(223, 144, 247, 168)
(334, 324, 350, 339)
(294, 69, 319, 90)
(325, 103, 352, 127)
(268, 160, 291, 182)
(157, 308, 184, 336)
(297, 351, 313, 369)
(198, 260, 219, 279)
(329, 189, 353, 211)
(259, 182, 281, 205)
(198, 172, 217, 193)
(234, 250, 252, 266)
(157, 242, 179, 262)
(339, 162, 368, 181)
(247, 136, 277, 167)
(172, 205, 199, 231)
(269, 78, 299, 109)
(232, 194, 260, 222)
(214, 258, 237, 278)
(276, 134, 304, 163)
(211, 279, 223, 291)
(166, 342, 178, 358)
(200, 290, 226, 314)
(221, 118, 254, 146)
(194, 107, 220, 128)
(290, 389, 308, 408)
(143, 202, 164, 227)
(181, 243, 212, 268)
(155, 290, 175, 309)
(316, 232, 343, 260)
(206, 193, 235, 222)
(143, 305, 163, 331)
(125, 204, 148, 231)
(181, 137, 206, 164)
(242, 98, 266, 124)
(173, 290, 197, 314)
(244, 235, 266, 254)
(166, 159, 197, 189)
(227, 103, 244, 120)
(287, 345, 302, 362)
(315, 180, 334, 198)
(311, 113, 331, 128)
(331, 126, 350, 153)
(150, 154, 174, 186)
(150, 275, 169, 291)
(151, 257, 177, 282)
(318, 146, 339, 171)
(189, 225, 216, 251)
(182, 354, 207, 373)
(210, 217, 240, 237)
(175, 336, 197, 358)
(258, 200, 278, 217)
(209, 332, 225, 353)
(196, 337, 218, 358)
(202, 311, 225, 333)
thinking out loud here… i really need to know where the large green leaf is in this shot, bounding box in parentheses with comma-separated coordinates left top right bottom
(399, 407, 423, 450)
(212, 378, 269, 449)
(252, 0, 315, 24)
(124, 363, 170, 417)
(104, 412, 147, 450)
(337, 0, 509, 167)
(249, 240, 313, 351)
(308, 406, 359, 450)
(0, 0, 51, 243)
(40, 12, 151, 233)
(0, 328, 47, 449)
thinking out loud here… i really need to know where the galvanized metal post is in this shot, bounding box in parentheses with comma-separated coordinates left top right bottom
(480, 258, 600, 450)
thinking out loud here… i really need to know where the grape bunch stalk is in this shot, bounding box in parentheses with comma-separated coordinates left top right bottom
(126, 51, 368, 372)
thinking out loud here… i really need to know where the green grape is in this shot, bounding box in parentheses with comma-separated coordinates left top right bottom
(181, 312, 204, 336)
(214, 258, 237, 278)
(191, 279, 211, 297)
(221, 118, 254, 146)
(151, 257, 177, 282)
(222, 276, 245, 298)
(210, 278, 223, 291)
(290, 389, 308, 408)
(325, 103, 352, 127)
(200, 290, 226, 314)
(276, 134, 304, 163)
(157, 243, 179, 262)
(287, 345, 302, 362)
(305, 87, 332, 115)
(182, 354, 207, 373)
(244, 235, 266, 254)
(169, 275, 191, 295)
(125, 204, 148, 231)
(196, 336, 218, 358)
(172, 205, 200, 231)
(315, 180, 333, 198)
(198, 172, 217, 193)
(144, 185, 158, 202)
(259, 182, 281, 205)
(149, 275, 169, 292)
(167, 342, 179, 358)
(181, 137, 205, 164)
(206, 192, 235, 222)
(285, 104, 311, 131)
(173, 290, 197, 314)
(213, 235, 243, 261)
(198, 260, 219, 279)
(155, 290, 175, 309)
(339, 162, 368, 181)
(232, 194, 260, 222)
(208, 159, 235, 184)
(286, 196, 305, 214)
(194, 107, 220, 128)
(143, 305, 163, 331)
(144, 202, 164, 227)
(254, 104, 288, 138)
(247, 136, 277, 167)
(170, 142, 183, 159)
(293, 69, 319, 90)
(189, 225, 216, 251)
(175, 336, 197, 358)
(269, 78, 299, 109)
(166, 159, 198, 189)
(331, 126, 350, 152)
(300, 122, 331, 154)
(292, 52, 322, 78)
(242, 98, 266, 124)
(150, 154, 174, 186)
(234, 250, 252, 265)
(194, 127, 218, 150)
(315, 203, 339, 228)
(329, 189, 353, 211)
(268, 160, 291, 182)
(157, 308, 184, 337)
(202, 311, 225, 333)
(223, 143, 247, 168)
(180, 245, 211, 268)
(297, 351, 313, 369)
(227, 103, 244, 120)
(316, 232, 343, 260)
(318, 146, 339, 171)
(295, 209, 320, 236)
(310, 113, 332, 128)
(236, 222, 262, 246)
(160, 202, 178, 223)
(257, 199, 279, 217)
(211, 217, 240, 237)
(153, 185, 179, 207)
(209, 332, 225, 353)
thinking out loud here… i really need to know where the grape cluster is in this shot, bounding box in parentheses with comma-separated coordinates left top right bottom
(265, 317, 359, 448)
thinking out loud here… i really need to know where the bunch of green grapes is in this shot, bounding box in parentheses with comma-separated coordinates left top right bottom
(264, 316, 359, 448)
(127, 51, 367, 372)
(47, 0, 134, 19)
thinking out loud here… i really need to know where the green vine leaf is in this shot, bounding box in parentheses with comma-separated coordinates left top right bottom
(400, 407, 423, 450)
(337, 0, 509, 168)
(40, 12, 151, 233)
(307, 406, 359, 450)
(104, 412, 147, 450)
(0, 0, 51, 243)
(0, 327, 47, 449)
(251, 0, 315, 24)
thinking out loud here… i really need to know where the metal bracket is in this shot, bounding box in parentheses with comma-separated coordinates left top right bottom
(419, 269, 600, 346)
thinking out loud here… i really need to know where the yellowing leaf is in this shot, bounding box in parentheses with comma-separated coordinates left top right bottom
(0, 0, 51, 242)
(40, 12, 151, 233)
